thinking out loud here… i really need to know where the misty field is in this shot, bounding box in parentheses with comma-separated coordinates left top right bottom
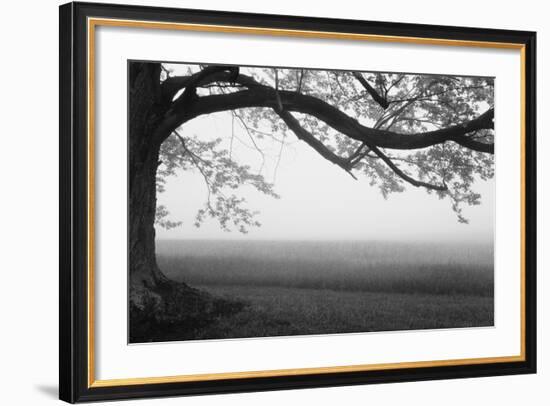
(156, 239, 494, 341)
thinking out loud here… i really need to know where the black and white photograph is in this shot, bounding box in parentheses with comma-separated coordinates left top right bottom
(1, 0, 543, 403)
(128, 62, 495, 343)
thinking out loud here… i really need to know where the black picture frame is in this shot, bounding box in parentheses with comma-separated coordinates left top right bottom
(59, 1, 537, 403)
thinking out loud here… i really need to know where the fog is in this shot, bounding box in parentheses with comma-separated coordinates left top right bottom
(155, 111, 494, 243)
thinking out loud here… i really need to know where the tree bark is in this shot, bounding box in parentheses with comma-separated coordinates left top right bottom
(128, 63, 244, 342)
(128, 62, 167, 310)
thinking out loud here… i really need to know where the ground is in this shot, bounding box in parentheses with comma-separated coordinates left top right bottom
(180, 284, 493, 340)
(129, 239, 494, 343)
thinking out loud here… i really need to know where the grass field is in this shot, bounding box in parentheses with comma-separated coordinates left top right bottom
(155, 239, 494, 340)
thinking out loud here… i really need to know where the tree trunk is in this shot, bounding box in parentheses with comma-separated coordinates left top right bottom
(128, 140, 165, 308)
(128, 62, 243, 342)
(128, 62, 167, 311)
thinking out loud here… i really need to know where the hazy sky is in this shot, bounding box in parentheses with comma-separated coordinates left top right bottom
(156, 111, 494, 243)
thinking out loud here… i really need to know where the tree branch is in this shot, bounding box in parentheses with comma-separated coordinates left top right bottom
(173, 131, 215, 211)
(368, 145, 448, 191)
(348, 143, 371, 167)
(155, 71, 494, 156)
(168, 65, 239, 112)
(162, 68, 254, 102)
(353, 72, 389, 109)
(276, 110, 357, 179)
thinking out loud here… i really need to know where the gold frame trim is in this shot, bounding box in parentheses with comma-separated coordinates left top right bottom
(87, 17, 527, 388)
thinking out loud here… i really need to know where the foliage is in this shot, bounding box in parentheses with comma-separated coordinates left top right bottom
(155, 64, 494, 229)
(157, 131, 279, 233)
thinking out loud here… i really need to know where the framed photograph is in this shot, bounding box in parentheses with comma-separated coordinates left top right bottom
(59, 1, 536, 403)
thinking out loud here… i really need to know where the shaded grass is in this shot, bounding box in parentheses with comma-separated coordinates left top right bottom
(188, 285, 494, 340)
(142, 240, 494, 341)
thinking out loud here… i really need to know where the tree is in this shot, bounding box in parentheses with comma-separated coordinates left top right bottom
(128, 62, 494, 334)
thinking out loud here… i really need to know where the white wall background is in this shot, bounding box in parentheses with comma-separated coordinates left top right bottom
(0, 0, 546, 404)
